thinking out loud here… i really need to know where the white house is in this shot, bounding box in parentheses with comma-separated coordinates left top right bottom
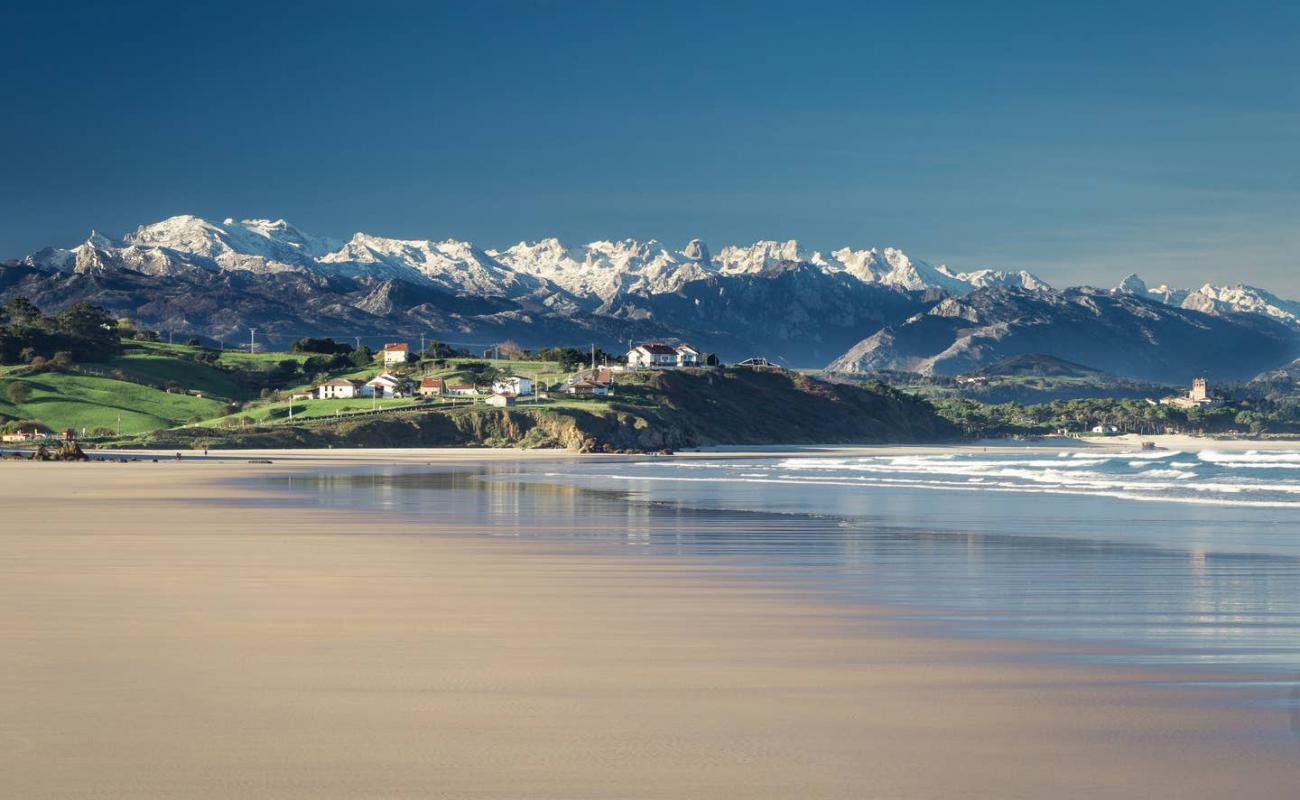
(381, 342, 410, 367)
(362, 372, 409, 398)
(626, 343, 680, 368)
(674, 343, 701, 367)
(491, 376, 533, 396)
(1090, 424, 1120, 435)
(446, 383, 480, 397)
(317, 378, 365, 399)
(485, 393, 516, 407)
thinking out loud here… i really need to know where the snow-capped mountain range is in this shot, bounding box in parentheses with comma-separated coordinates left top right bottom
(15, 215, 1048, 304)
(1112, 273, 1300, 327)
(6, 214, 1300, 377)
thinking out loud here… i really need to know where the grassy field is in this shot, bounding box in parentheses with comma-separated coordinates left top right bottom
(1, 343, 583, 439)
(0, 371, 226, 435)
(196, 396, 425, 427)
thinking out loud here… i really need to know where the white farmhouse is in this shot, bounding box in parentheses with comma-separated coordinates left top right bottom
(674, 343, 701, 367)
(317, 379, 365, 399)
(491, 376, 533, 396)
(381, 342, 410, 367)
(626, 343, 680, 368)
(446, 383, 480, 397)
(362, 372, 409, 398)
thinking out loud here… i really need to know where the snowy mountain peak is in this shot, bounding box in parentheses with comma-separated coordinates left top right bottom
(680, 238, 711, 264)
(716, 240, 810, 274)
(1114, 273, 1148, 294)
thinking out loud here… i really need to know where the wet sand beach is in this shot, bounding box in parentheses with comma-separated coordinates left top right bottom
(1, 454, 1297, 798)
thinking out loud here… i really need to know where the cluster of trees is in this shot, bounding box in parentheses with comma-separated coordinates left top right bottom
(0, 298, 120, 365)
(931, 395, 1300, 438)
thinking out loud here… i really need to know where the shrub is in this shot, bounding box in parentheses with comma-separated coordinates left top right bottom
(6, 382, 33, 404)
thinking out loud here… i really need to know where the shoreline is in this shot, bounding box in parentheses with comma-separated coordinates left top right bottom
(2, 456, 1298, 797)
(17, 432, 1292, 465)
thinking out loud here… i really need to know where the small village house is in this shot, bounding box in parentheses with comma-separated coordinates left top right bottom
(446, 383, 480, 397)
(418, 377, 446, 397)
(564, 380, 611, 397)
(362, 372, 410, 398)
(626, 343, 682, 368)
(316, 378, 365, 399)
(491, 375, 533, 396)
(381, 342, 410, 368)
(485, 393, 515, 407)
(674, 343, 701, 367)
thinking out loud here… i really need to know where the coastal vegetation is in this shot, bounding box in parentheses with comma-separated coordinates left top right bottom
(132, 367, 958, 452)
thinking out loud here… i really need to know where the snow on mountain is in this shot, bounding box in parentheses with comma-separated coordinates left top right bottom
(321, 233, 535, 297)
(490, 238, 716, 301)
(715, 240, 826, 275)
(1114, 275, 1300, 326)
(121, 215, 341, 273)
(10, 213, 1066, 302)
(950, 268, 1051, 292)
(1186, 284, 1300, 324)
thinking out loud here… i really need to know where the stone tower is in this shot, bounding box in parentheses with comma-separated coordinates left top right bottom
(1191, 377, 1208, 401)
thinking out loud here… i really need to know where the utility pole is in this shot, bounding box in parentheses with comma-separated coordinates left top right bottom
(115, 413, 121, 439)
(168, 330, 173, 346)
(249, 328, 257, 355)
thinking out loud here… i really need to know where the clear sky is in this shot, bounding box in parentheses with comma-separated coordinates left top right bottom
(4, 0, 1298, 291)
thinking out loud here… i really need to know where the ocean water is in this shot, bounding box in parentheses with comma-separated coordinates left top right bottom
(282, 447, 1300, 676)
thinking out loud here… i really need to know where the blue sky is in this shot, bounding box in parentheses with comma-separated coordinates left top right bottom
(3, 0, 1298, 291)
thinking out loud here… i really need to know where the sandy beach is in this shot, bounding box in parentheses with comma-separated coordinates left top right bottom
(2, 450, 1298, 798)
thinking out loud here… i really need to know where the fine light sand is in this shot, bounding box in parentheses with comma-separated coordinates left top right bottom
(2, 456, 1297, 799)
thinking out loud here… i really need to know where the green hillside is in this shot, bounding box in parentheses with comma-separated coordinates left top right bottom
(138, 367, 959, 451)
(0, 371, 225, 435)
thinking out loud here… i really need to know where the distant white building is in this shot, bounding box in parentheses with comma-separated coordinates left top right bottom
(445, 383, 480, 397)
(381, 342, 410, 367)
(626, 343, 703, 368)
(674, 343, 701, 367)
(317, 378, 365, 399)
(492, 376, 534, 396)
(485, 393, 515, 407)
(362, 372, 409, 398)
(1090, 424, 1119, 435)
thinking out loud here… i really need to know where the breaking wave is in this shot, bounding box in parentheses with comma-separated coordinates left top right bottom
(624, 448, 1300, 509)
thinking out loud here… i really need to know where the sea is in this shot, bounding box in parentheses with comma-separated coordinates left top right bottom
(278, 446, 1300, 682)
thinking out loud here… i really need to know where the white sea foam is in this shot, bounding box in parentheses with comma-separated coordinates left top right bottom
(606, 473, 1300, 508)
(1198, 450, 1300, 465)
